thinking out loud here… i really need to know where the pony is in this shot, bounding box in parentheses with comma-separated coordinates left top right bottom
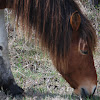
(0, 0, 98, 98)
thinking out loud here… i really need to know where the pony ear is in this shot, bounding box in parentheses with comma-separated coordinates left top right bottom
(70, 11, 81, 31)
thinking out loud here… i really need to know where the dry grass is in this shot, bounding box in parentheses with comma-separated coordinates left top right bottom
(0, 1, 99, 100)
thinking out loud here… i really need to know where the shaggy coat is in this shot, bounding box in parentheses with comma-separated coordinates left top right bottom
(6, 0, 97, 92)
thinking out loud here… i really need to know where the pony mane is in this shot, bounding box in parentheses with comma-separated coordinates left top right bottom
(7, 0, 97, 72)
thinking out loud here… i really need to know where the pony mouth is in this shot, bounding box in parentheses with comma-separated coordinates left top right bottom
(73, 85, 97, 98)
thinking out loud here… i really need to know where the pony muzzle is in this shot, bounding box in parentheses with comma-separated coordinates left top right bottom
(74, 85, 97, 98)
(81, 86, 96, 98)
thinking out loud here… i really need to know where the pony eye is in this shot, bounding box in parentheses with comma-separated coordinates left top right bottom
(80, 50, 88, 55)
(78, 39, 88, 55)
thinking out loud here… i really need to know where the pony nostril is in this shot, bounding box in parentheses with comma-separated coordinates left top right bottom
(90, 86, 96, 98)
(81, 86, 96, 98)
(92, 86, 96, 96)
(81, 88, 89, 98)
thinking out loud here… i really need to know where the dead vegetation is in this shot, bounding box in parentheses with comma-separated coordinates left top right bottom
(0, 1, 99, 100)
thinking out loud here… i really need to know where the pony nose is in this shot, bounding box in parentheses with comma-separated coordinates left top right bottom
(81, 86, 96, 98)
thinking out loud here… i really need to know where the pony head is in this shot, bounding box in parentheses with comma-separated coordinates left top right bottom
(52, 11, 97, 98)
(12, 0, 97, 98)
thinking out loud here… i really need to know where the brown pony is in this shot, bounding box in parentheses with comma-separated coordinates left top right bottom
(2, 0, 98, 98)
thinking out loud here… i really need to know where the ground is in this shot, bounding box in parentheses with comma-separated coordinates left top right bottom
(0, 1, 99, 100)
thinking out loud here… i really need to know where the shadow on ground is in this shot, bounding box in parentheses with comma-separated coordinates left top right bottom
(16, 88, 100, 100)
(0, 87, 100, 100)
